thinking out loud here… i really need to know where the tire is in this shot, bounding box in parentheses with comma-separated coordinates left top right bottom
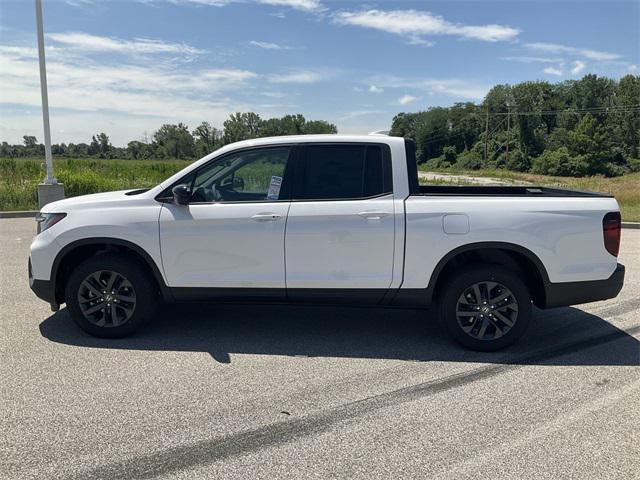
(65, 253, 158, 338)
(437, 264, 532, 351)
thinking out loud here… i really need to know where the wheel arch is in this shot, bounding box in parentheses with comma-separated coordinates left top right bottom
(391, 242, 550, 308)
(51, 238, 171, 305)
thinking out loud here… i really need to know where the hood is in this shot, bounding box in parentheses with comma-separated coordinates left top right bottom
(41, 189, 153, 213)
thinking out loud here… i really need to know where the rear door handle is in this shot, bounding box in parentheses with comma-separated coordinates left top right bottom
(251, 213, 281, 222)
(357, 211, 389, 220)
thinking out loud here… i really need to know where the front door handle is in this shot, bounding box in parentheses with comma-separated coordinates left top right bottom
(251, 213, 281, 222)
(357, 211, 389, 220)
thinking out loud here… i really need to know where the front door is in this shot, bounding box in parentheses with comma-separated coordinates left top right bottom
(159, 146, 293, 293)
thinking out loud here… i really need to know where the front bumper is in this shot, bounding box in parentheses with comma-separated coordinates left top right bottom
(543, 263, 625, 308)
(29, 258, 57, 307)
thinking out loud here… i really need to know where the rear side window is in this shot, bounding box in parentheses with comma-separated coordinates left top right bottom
(294, 144, 392, 200)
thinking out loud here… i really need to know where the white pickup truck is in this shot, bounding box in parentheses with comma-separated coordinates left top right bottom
(29, 134, 625, 350)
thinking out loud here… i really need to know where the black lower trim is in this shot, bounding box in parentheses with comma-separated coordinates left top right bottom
(169, 287, 389, 306)
(30, 279, 57, 304)
(171, 288, 286, 303)
(287, 288, 387, 305)
(542, 263, 625, 308)
(391, 289, 431, 308)
(29, 258, 57, 305)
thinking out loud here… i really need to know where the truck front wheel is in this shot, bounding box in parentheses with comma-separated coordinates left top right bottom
(438, 265, 532, 351)
(65, 253, 158, 338)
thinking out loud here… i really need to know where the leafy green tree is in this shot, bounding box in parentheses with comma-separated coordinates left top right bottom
(223, 112, 262, 144)
(23, 136, 37, 148)
(304, 120, 337, 134)
(153, 123, 195, 159)
(193, 121, 221, 156)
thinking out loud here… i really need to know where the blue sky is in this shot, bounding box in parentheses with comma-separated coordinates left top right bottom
(0, 0, 638, 146)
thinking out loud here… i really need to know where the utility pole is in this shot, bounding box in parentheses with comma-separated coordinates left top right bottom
(505, 104, 510, 164)
(35, 0, 64, 207)
(484, 103, 489, 163)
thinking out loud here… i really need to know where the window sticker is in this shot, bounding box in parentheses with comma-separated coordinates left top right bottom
(266, 175, 283, 200)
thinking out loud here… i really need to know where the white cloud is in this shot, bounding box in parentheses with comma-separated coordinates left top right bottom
(368, 85, 383, 93)
(0, 44, 262, 144)
(334, 9, 519, 43)
(65, 0, 95, 6)
(165, 0, 324, 12)
(249, 40, 288, 50)
(524, 42, 621, 61)
(570, 60, 586, 75)
(267, 70, 324, 83)
(260, 91, 288, 98)
(499, 56, 562, 64)
(339, 109, 384, 120)
(48, 31, 206, 55)
(398, 94, 418, 106)
(367, 75, 489, 100)
(543, 66, 563, 76)
(258, 0, 323, 12)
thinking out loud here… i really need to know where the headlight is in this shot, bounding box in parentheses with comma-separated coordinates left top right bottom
(35, 212, 66, 234)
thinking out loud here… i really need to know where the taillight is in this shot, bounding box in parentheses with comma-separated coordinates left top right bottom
(603, 212, 621, 257)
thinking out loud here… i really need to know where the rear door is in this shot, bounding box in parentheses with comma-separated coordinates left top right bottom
(285, 143, 395, 303)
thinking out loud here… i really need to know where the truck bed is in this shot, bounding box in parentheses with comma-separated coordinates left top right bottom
(415, 185, 611, 197)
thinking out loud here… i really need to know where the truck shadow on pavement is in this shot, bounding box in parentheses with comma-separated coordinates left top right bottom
(40, 300, 639, 367)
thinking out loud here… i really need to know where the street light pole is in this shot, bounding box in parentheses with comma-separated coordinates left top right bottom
(35, 0, 64, 208)
(35, 0, 55, 184)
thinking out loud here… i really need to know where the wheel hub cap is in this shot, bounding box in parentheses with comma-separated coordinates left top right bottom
(77, 270, 136, 328)
(456, 281, 518, 341)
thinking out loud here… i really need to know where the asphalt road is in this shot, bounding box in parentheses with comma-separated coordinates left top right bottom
(1, 218, 638, 480)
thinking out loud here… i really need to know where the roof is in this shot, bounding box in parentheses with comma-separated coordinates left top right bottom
(213, 134, 402, 154)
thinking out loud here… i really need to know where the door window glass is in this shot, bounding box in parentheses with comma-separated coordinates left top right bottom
(190, 147, 291, 202)
(295, 144, 391, 200)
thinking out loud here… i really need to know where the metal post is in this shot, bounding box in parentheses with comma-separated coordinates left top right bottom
(35, 0, 55, 184)
(484, 103, 489, 163)
(505, 105, 510, 164)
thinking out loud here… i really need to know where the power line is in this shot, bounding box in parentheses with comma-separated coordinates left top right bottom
(491, 105, 640, 116)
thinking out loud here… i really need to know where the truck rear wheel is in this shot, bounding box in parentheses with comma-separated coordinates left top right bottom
(438, 265, 532, 351)
(65, 253, 158, 338)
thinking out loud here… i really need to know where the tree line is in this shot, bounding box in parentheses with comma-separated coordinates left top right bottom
(0, 112, 337, 161)
(390, 74, 640, 177)
(2, 74, 639, 177)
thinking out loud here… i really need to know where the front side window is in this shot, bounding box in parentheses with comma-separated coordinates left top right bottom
(295, 144, 391, 200)
(190, 147, 291, 202)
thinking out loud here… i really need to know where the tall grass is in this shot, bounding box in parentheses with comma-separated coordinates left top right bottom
(0, 157, 190, 210)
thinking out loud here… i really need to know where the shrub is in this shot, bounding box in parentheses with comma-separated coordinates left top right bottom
(424, 156, 448, 169)
(627, 158, 640, 172)
(455, 150, 483, 170)
(442, 146, 457, 164)
(505, 150, 531, 172)
(531, 147, 588, 177)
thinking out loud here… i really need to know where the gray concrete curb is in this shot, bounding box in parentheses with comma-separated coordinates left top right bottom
(0, 210, 38, 219)
(1, 211, 639, 228)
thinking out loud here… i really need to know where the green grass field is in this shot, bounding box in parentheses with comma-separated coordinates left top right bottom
(0, 157, 191, 211)
(2, 157, 639, 221)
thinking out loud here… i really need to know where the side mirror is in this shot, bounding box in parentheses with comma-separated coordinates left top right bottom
(172, 184, 191, 205)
